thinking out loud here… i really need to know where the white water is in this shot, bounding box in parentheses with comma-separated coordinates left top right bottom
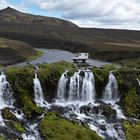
(54, 70, 127, 140)
(56, 69, 96, 104)
(57, 70, 68, 101)
(22, 123, 41, 140)
(0, 72, 13, 109)
(33, 71, 49, 108)
(102, 72, 119, 104)
(137, 78, 140, 87)
(0, 72, 14, 126)
(102, 72, 125, 119)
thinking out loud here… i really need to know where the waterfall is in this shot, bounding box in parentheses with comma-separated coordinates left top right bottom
(33, 71, 48, 108)
(0, 72, 14, 126)
(102, 71, 125, 119)
(102, 71, 119, 104)
(137, 78, 140, 87)
(0, 72, 13, 109)
(57, 70, 68, 101)
(81, 70, 96, 103)
(56, 69, 96, 104)
(22, 123, 41, 140)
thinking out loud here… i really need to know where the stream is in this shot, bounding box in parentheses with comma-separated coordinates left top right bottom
(17, 49, 111, 67)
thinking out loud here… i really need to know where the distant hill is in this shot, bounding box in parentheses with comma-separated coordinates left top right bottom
(0, 7, 77, 27)
(0, 7, 140, 67)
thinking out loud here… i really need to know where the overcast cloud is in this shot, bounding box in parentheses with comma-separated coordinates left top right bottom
(1, 0, 140, 30)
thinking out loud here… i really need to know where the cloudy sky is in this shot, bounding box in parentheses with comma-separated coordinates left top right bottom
(0, 0, 140, 30)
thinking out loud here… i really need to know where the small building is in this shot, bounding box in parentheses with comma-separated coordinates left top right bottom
(73, 53, 89, 63)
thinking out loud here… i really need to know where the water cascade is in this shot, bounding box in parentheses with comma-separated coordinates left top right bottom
(102, 72, 125, 119)
(102, 72, 119, 104)
(137, 78, 140, 87)
(22, 123, 42, 140)
(0, 72, 14, 126)
(33, 70, 48, 108)
(56, 69, 96, 104)
(54, 70, 127, 140)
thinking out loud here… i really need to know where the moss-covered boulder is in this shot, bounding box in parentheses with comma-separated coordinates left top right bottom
(39, 112, 103, 140)
(5, 66, 42, 118)
(0, 136, 7, 140)
(6, 121, 26, 133)
(38, 61, 74, 102)
(92, 64, 116, 98)
(1, 108, 16, 120)
(114, 68, 140, 119)
(123, 121, 140, 140)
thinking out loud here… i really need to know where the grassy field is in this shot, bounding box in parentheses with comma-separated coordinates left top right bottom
(0, 38, 43, 66)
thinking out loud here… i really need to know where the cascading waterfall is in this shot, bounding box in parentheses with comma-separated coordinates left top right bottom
(57, 70, 68, 101)
(56, 69, 96, 104)
(0, 72, 13, 109)
(33, 70, 48, 108)
(102, 71, 119, 104)
(102, 71, 125, 119)
(81, 70, 96, 102)
(54, 69, 127, 140)
(0, 72, 14, 126)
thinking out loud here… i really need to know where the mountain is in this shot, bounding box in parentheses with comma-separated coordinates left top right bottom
(0, 7, 77, 27)
(0, 7, 140, 67)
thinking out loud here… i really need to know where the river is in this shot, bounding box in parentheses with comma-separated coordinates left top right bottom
(17, 49, 111, 67)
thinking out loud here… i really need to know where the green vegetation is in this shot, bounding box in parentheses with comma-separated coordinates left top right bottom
(92, 64, 116, 98)
(0, 136, 7, 140)
(123, 121, 140, 140)
(1, 108, 16, 120)
(39, 112, 103, 140)
(0, 38, 43, 66)
(5, 66, 43, 118)
(6, 121, 26, 133)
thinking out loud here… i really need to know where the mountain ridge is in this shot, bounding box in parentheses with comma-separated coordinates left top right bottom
(0, 7, 77, 27)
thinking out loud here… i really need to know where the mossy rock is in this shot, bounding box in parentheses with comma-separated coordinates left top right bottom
(67, 68, 77, 77)
(17, 88, 43, 118)
(39, 112, 103, 140)
(92, 65, 116, 98)
(0, 136, 7, 140)
(123, 121, 140, 140)
(122, 88, 140, 118)
(6, 121, 26, 133)
(1, 108, 16, 120)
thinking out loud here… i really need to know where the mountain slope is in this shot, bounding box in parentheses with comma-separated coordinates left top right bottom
(0, 7, 77, 27)
(0, 7, 140, 67)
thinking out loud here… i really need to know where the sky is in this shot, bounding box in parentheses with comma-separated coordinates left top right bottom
(0, 0, 140, 30)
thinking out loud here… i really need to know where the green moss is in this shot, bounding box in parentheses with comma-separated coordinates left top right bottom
(39, 112, 103, 140)
(0, 136, 7, 140)
(92, 67, 110, 98)
(5, 66, 43, 118)
(122, 88, 140, 118)
(1, 108, 16, 120)
(123, 121, 140, 140)
(67, 68, 77, 77)
(7, 121, 26, 133)
(16, 88, 43, 118)
(27, 50, 44, 61)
